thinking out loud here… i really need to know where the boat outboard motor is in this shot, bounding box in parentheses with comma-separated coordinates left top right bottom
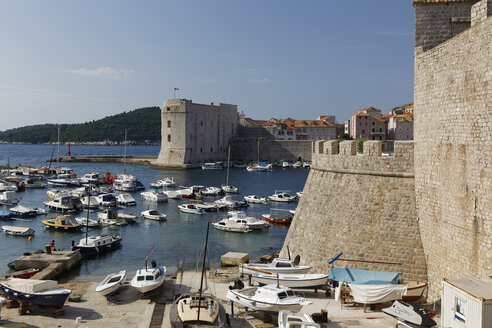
(228, 279, 244, 290)
(294, 255, 300, 266)
(151, 260, 157, 268)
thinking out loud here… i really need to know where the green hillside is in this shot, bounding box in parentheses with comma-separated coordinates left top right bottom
(0, 107, 161, 144)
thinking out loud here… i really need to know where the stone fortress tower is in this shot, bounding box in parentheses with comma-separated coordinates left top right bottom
(156, 99, 239, 168)
(282, 0, 491, 301)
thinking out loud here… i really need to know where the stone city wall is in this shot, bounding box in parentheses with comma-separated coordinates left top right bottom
(414, 0, 492, 301)
(229, 139, 312, 163)
(281, 140, 427, 282)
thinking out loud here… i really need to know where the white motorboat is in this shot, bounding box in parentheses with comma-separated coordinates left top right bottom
(130, 247, 166, 294)
(71, 234, 122, 256)
(291, 161, 302, 169)
(9, 204, 38, 217)
(161, 189, 182, 199)
(46, 189, 71, 199)
(201, 162, 224, 170)
(0, 191, 19, 206)
(226, 284, 311, 312)
(175, 187, 195, 198)
(246, 163, 272, 172)
(252, 273, 329, 289)
(178, 204, 204, 215)
(2, 226, 35, 236)
(221, 185, 239, 193)
(278, 311, 320, 328)
(113, 174, 139, 192)
(227, 211, 269, 230)
(44, 196, 83, 213)
(141, 190, 168, 202)
(75, 217, 101, 227)
(195, 202, 219, 212)
(141, 210, 167, 221)
(79, 172, 101, 185)
(200, 186, 223, 196)
(383, 300, 437, 327)
(97, 209, 128, 226)
(95, 270, 127, 296)
(239, 258, 312, 276)
(95, 193, 117, 207)
(0, 179, 18, 192)
(80, 196, 99, 209)
(282, 162, 291, 168)
(244, 195, 268, 205)
(151, 177, 176, 188)
(296, 191, 302, 199)
(116, 193, 136, 206)
(212, 219, 251, 233)
(214, 196, 245, 209)
(268, 190, 297, 203)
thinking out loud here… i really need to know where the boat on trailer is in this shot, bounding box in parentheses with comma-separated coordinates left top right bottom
(240, 258, 312, 276)
(95, 270, 127, 296)
(278, 310, 320, 328)
(252, 273, 329, 290)
(0, 278, 71, 308)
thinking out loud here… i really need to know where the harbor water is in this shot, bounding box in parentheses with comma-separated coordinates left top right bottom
(0, 144, 308, 281)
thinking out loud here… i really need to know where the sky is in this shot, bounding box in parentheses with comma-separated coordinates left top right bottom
(0, 0, 415, 131)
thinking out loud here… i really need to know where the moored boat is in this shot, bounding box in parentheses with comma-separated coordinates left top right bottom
(178, 204, 204, 215)
(74, 217, 101, 227)
(71, 234, 122, 256)
(42, 215, 82, 231)
(9, 204, 38, 217)
(227, 211, 269, 230)
(268, 190, 297, 203)
(141, 210, 167, 221)
(244, 195, 268, 205)
(201, 162, 224, 170)
(116, 193, 136, 206)
(141, 190, 168, 202)
(261, 213, 292, 225)
(5, 268, 40, 279)
(2, 226, 35, 236)
(212, 219, 251, 233)
(44, 195, 83, 213)
(96, 270, 127, 296)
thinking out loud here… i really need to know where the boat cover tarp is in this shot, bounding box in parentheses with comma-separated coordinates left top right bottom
(5, 278, 58, 293)
(348, 283, 408, 304)
(328, 267, 399, 285)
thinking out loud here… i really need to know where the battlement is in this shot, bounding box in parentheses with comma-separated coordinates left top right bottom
(312, 140, 414, 176)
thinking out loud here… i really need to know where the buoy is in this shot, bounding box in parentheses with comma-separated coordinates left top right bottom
(28, 236, 32, 241)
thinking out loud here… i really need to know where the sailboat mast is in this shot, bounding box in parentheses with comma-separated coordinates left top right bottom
(85, 186, 90, 244)
(257, 138, 260, 162)
(123, 129, 127, 175)
(57, 126, 60, 165)
(197, 221, 210, 323)
(226, 146, 230, 186)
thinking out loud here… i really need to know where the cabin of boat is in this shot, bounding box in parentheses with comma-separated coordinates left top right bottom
(131, 266, 166, 294)
(44, 196, 82, 213)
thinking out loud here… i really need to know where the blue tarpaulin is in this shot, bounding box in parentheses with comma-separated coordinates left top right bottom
(328, 267, 399, 285)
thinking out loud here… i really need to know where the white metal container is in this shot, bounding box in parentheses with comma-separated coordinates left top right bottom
(442, 277, 492, 328)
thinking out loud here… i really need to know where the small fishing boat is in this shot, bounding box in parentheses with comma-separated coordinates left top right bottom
(246, 163, 272, 172)
(79, 172, 102, 185)
(9, 204, 38, 217)
(212, 219, 251, 233)
(95, 193, 117, 207)
(151, 177, 176, 188)
(195, 202, 218, 212)
(262, 213, 292, 225)
(141, 190, 168, 202)
(200, 187, 223, 196)
(161, 189, 182, 199)
(221, 185, 239, 193)
(226, 284, 311, 312)
(46, 188, 71, 199)
(47, 178, 81, 187)
(179, 204, 204, 215)
(0, 278, 71, 308)
(141, 210, 167, 221)
(24, 179, 46, 189)
(2, 226, 35, 236)
(116, 193, 137, 206)
(243, 195, 268, 205)
(0, 191, 19, 206)
(44, 195, 83, 213)
(383, 300, 437, 327)
(227, 211, 269, 230)
(278, 311, 320, 328)
(98, 209, 128, 226)
(214, 196, 245, 209)
(5, 268, 40, 279)
(201, 162, 224, 170)
(252, 273, 330, 290)
(268, 190, 297, 203)
(72, 234, 122, 256)
(42, 215, 82, 231)
(130, 247, 166, 294)
(75, 217, 101, 227)
(240, 258, 312, 276)
(95, 270, 127, 296)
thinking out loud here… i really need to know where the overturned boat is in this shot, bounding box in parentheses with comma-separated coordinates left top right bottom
(383, 300, 437, 327)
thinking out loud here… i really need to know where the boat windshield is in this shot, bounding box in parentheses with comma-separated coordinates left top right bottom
(146, 275, 154, 281)
(286, 290, 296, 297)
(278, 292, 288, 299)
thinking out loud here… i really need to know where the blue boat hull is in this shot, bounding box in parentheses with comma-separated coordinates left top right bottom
(0, 284, 70, 308)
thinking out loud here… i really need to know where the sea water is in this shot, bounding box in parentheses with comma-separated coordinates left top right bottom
(0, 144, 308, 281)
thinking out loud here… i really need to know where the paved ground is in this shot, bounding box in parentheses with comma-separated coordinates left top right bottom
(0, 269, 438, 327)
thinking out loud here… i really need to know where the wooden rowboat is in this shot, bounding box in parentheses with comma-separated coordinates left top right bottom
(5, 268, 40, 279)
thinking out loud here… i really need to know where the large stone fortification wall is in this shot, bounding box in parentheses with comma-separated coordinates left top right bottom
(156, 99, 238, 168)
(229, 139, 312, 163)
(414, 0, 492, 300)
(281, 140, 427, 282)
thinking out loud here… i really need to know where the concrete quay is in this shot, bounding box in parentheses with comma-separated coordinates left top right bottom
(51, 155, 157, 165)
(14, 250, 81, 280)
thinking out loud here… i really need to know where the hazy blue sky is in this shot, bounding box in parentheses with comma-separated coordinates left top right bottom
(0, 1, 414, 131)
